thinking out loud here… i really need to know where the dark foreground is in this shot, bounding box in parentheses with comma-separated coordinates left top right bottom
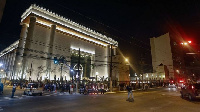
(0, 87, 200, 112)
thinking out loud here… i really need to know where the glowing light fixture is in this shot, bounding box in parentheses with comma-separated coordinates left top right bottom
(21, 4, 118, 47)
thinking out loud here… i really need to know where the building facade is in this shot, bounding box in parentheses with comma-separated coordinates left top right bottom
(150, 32, 196, 81)
(0, 4, 118, 82)
(150, 33, 174, 80)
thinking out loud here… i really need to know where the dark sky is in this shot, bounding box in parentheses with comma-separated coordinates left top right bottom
(1, 0, 200, 72)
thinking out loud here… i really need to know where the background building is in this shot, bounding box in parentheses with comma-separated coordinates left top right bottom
(150, 32, 200, 82)
(150, 33, 173, 81)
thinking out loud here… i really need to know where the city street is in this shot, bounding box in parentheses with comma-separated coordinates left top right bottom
(0, 87, 200, 112)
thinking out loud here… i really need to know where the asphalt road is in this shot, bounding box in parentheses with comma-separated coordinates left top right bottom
(0, 87, 200, 112)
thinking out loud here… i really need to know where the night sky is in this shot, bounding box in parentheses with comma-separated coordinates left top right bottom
(1, 0, 200, 73)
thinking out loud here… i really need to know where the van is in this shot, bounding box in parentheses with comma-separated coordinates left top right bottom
(24, 83, 43, 96)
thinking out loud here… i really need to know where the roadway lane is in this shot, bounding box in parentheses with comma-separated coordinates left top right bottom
(0, 87, 200, 112)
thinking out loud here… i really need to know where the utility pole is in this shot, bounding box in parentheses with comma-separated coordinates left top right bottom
(76, 48, 80, 93)
(110, 45, 113, 92)
(140, 54, 145, 90)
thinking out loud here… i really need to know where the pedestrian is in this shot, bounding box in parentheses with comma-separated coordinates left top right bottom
(126, 85, 134, 102)
(54, 84, 56, 92)
(67, 84, 70, 94)
(100, 84, 105, 94)
(144, 84, 148, 91)
(11, 84, 16, 98)
(70, 84, 73, 94)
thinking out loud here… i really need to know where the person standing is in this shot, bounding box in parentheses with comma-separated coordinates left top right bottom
(11, 84, 16, 98)
(70, 84, 73, 94)
(100, 84, 105, 94)
(126, 85, 134, 102)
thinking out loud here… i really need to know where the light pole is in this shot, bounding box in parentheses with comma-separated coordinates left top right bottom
(125, 58, 130, 81)
(70, 69, 74, 84)
(59, 56, 65, 83)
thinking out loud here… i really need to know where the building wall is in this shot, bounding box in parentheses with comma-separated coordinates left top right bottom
(24, 22, 108, 81)
(1, 4, 118, 82)
(150, 33, 174, 79)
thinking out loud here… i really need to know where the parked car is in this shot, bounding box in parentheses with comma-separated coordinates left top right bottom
(24, 83, 43, 96)
(168, 80, 176, 88)
(180, 83, 200, 100)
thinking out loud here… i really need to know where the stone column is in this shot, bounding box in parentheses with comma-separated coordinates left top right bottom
(7, 53, 11, 79)
(2, 56, 5, 70)
(107, 45, 111, 77)
(3, 56, 6, 68)
(13, 23, 28, 77)
(90, 55, 95, 77)
(13, 23, 28, 80)
(46, 24, 56, 80)
(21, 16, 36, 80)
(4, 55, 8, 70)
(11, 51, 16, 79)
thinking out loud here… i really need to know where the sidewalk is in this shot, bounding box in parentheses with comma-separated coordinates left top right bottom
(0, 86, 164, 97)
(0, 86, 24, 97)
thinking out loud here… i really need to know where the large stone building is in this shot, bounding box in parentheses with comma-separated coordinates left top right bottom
(0, 4, 118, 83)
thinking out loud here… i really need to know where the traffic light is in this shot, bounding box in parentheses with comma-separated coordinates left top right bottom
(54, 57, 58, 64)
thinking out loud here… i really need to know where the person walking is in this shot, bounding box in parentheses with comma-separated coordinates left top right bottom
(126, 85, 134, 102)
(11, 84, 16, 98)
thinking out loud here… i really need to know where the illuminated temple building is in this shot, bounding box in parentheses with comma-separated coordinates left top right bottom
(0, 4, 119, 82)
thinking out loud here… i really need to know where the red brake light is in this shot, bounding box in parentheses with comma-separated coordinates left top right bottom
(171, 81, 174, 83)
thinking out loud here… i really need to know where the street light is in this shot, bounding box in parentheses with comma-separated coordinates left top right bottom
(125, 58, 128, 62)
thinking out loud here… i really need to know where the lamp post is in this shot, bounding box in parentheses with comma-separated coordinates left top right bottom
(125, 58, 130, 82)
(70, 69, 74, 83)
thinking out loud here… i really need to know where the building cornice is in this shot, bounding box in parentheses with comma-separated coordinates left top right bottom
(0, 40, 19, 57)
(21, 4, 118, 47)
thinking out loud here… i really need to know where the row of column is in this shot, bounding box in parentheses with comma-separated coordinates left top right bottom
(0, 50, 16, 80)
(18, 16, 58, 81)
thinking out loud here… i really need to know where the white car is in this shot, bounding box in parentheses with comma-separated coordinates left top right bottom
(24, 83, 43, 96)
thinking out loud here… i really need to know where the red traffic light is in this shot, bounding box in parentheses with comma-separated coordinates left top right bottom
(179, 80, 184, 83)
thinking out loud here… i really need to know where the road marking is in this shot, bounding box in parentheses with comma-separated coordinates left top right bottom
(4, 97, 11, 100)
(19, 97, 23, 99)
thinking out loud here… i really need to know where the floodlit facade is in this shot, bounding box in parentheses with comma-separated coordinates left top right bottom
(0, 4, 118, 82)
(150, 33, 173, 80)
